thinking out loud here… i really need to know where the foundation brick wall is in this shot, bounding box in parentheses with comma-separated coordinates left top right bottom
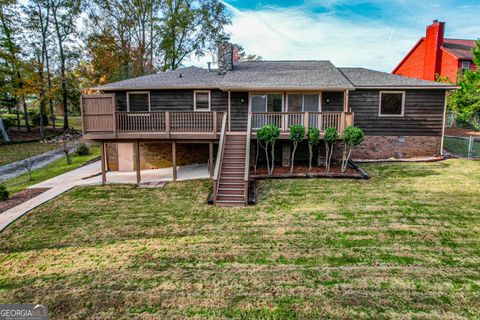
(350, 135, 442, 160)
(106, 142, 212, 171)
(105, 143, 118, 171)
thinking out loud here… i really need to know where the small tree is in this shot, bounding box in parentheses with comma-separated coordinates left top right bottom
(20, 158, 35, 181)
(324, 127, 339, 173)
(308, 127, 320, 172)
(289, 125, 304, 174)
(257, 125, 280, 175)
(341, 126, 364, 173)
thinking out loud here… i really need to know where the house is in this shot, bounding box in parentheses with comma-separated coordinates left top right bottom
(393, 20, 477, 82)
(81, 37, 456, 206)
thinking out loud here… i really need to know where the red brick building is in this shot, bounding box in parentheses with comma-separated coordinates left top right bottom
(393, 20, 477, 82)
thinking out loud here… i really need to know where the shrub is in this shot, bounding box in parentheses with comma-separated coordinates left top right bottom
(289, 125, 305, 173)
(0, 185, 9, 201)
(324, 127, 339, 173)
(257, 125, 280, 175)
(75, 143, 90, 156)
(1, 116, 16, 131)
(31, 113, 49, 126)
(308, 127, 320, 171)
(341, 126, 364, 172)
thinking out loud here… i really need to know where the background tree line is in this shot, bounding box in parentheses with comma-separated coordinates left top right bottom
(0, 0, 231, 139)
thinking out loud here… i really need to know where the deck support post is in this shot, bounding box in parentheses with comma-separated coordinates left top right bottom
(227, 91, 231, 132)
(172, 141, 177, 181)
(209, 141, 214, 178)
(101, 141, 106, 185)
(135, 140, 141, 184)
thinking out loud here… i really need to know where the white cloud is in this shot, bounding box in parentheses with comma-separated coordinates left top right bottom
(188, 1, 480, 72)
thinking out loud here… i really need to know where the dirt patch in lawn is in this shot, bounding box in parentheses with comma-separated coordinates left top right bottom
(445, 127, 480, 137)
(0, 188, 50, 213)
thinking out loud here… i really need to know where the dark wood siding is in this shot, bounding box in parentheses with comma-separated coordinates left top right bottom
(112, 89, 227, 113)
(349, 89, 446, 136)
(322, 92, 344, 112)
(230, 92, 249, 131)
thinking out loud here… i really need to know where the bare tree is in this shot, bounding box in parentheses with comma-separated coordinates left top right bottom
(21, 158, 35, 180)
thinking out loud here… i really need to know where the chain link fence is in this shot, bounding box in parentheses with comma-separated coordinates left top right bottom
(444, 135, 480, 158)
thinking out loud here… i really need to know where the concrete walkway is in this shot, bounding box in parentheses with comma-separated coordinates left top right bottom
(0, 162, 209, 232)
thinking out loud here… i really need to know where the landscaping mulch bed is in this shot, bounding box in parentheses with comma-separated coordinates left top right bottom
(0, 188, 50, 213)
(251, 162, 367, 179)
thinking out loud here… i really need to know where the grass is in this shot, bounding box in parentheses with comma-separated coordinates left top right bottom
(0, 142, 59, 166)
(3, 146, 100, 194)
(1, 115, 83, 130)
(444, 136, 480, 158)
(0, 159, 479, 319)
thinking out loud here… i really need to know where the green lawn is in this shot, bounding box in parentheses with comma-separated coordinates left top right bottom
(0, 142, 59, 166)
(3, 146, 100, 194)
(1, 115, 82, 131)
(0, 159, 479, 319)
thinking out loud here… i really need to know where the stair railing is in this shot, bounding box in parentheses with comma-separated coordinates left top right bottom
(212, 112, 227, 202)
(243, 112, 252, 204)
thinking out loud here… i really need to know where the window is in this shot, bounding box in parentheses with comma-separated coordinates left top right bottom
(379, 91, 405, 116)
(287, 94, 320, 112)
(127, 92, 150, 112)
(461, 61, 471, 70)
(194, 91, 211, 111)
(250, 94, 283, 112)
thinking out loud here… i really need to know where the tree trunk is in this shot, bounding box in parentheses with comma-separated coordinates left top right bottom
(254, 140, 260, 173)
(15, 102, 21, 131)
(52, 7, 68, 130)
(308, 144, 313, 172)
(45, 48, 55, 130)
(270, 141, 275, 175)
(264, 142, 270, 175)
(325, 142, 330, 173)
(0, 117, 10, 142)
(22, 96, 30, 132)
(290, 142, 297, 174)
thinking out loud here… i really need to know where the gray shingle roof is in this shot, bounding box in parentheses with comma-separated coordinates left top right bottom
(339, 68, 457, 88)
(220, 61, 354, 90)
(92, 62, 457, 91)
(91, 66, 223, 90)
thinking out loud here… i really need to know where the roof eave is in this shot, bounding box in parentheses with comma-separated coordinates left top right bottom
(219, 85, 355, 91)
(354, 85, 459, 90)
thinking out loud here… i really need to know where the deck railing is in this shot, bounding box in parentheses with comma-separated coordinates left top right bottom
(250, 112, 354, 134)
(116, 111, 220, 134)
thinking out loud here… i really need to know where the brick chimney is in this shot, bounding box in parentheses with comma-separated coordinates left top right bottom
(423, 20, 445, 81)
(217, 36, 233, 75)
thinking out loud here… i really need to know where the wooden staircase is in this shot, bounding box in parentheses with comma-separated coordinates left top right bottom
(215, 133, 248, 207)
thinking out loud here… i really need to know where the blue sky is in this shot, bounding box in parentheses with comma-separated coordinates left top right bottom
(192, 0, 480, 72)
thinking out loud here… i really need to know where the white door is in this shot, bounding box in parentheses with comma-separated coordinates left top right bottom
(118, 143, 134, 171)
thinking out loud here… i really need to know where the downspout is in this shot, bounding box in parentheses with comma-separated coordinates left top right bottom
(440, 90, 448, 156)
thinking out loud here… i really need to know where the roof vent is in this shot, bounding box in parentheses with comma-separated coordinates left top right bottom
(178, 73, 182, 78)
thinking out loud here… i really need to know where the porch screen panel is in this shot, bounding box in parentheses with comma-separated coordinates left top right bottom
(304, 94, 319, 111)
(267, 94, 283, 112)
(251, 95, 267, 112)
(288, 94, 302, 112)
